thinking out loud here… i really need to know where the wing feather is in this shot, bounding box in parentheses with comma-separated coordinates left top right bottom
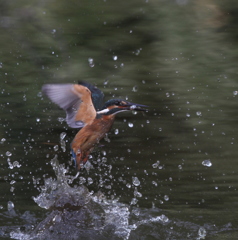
(42, 84, 96, 128)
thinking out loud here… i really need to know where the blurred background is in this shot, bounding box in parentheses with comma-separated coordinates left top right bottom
(1, 0, 238, 239)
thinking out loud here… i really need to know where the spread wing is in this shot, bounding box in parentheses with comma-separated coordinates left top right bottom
(42, 84, 96, 128)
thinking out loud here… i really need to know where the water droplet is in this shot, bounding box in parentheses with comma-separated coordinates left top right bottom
(36, 118, 40, 122)
(113, 55, 117, 60)
(128, 122, 133, 128)
(79, 177, 86, 184)
(152, 181, 158, 186)
(37, 92, 42, 97)
(130, 105, 137, 110)
(53, 145, 59, 151)
(1, 138, 6, 144)
(7, 201, 14, 211)
(104, 79, 109, 85)
(132, 85, 138, 92)
(13, 161, 21, 168)
(164, 195, 169, 201)
(6, 151, 12, 157)
(186, 113, 190, 117)
(202, 159, 212, 167)
(196, 111, 202, 116)
(134, 188, 142, 197)
(87, 177, 93, 185)
(135, 49, 141, 55)
(132, 110, 138, 115)
(7, 158, 13, 169)
(132, 176, 140, 186)
(114, 129, 119, 135)
(233, 91, 238, 96)
(51, 29, 56, 34)
(152, 161, 160, 168)
(10, 180, 16, 185)
(178, 165, 182, 169)
(130, 198, 138, 205)
(60, 132, 66, 140)
(88, 58, 94, 67)
(159, 214, 169, 223)
(198, 227, 207, 238)
(57, 117, 65, 123)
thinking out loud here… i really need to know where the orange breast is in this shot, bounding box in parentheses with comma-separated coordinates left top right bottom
(71, 116, 115, 169)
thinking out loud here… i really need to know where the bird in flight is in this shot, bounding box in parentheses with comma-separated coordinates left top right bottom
(42, 82, 147, 170)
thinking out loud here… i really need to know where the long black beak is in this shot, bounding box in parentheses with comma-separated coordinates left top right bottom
(123, 102, 148, 111)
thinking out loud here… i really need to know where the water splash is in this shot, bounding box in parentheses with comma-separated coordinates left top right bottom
(18, 156, 171, 239)
(9, 155, 223, 240)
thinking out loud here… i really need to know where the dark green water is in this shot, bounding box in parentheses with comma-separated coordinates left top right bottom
(1, 0, 238, 239)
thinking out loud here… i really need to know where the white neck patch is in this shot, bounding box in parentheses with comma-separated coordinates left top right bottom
(97, 108, 109, 114)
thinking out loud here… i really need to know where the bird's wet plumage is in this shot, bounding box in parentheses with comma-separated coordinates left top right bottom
(42, 82, 147, 170)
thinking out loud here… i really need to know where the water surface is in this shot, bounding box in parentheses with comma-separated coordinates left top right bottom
(1, 0, 238, 239)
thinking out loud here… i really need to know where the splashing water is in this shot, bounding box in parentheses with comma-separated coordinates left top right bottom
(8, 154, 230, 239)
(8, 155, 168, 240)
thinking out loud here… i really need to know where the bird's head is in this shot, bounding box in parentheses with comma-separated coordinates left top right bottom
(97, 99, 147, 115)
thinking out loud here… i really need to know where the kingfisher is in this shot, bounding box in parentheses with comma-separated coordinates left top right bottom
(42, 82, 147, 170)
